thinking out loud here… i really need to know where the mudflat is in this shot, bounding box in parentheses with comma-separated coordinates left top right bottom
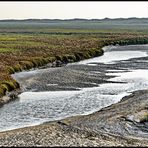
(0, 89, 147, 147)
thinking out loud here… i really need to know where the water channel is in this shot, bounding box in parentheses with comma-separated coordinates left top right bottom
(1, 45, 148, 132)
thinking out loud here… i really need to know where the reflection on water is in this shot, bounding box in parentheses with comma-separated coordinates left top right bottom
(0, 45, 148, 132)
(78, 50, 147, 64)
(0, 83, 129, 132)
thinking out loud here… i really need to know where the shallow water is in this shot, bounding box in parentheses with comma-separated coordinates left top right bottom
(0, 45, 148, 132)
(78, 46, 148, 64)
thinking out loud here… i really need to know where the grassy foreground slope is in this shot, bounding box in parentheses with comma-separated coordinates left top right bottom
(1, 18, 148, 100)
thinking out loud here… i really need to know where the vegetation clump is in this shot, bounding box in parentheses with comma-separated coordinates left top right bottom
(140, 113, 148, 123)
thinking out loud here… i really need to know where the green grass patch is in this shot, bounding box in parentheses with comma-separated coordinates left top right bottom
(0, 48, 19, 53)
(13, 64, 23, 72)
(7, 66, 15, 74)
(140, 113, 148, 123)
(1, 81, 16, 92)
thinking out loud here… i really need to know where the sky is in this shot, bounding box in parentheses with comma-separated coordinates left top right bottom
(0, 2, 148, 20)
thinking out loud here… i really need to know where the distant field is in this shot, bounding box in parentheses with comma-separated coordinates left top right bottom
(1, 18, 148, 31)
(1, 18, 148, 98)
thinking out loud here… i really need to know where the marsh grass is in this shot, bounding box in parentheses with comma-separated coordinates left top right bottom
(0, 29, 148, 98)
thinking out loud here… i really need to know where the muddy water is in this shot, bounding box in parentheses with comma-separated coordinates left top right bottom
(0, 45, 148, 132)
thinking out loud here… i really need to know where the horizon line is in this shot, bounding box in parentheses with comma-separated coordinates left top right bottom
(0, 17, 148, 21)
